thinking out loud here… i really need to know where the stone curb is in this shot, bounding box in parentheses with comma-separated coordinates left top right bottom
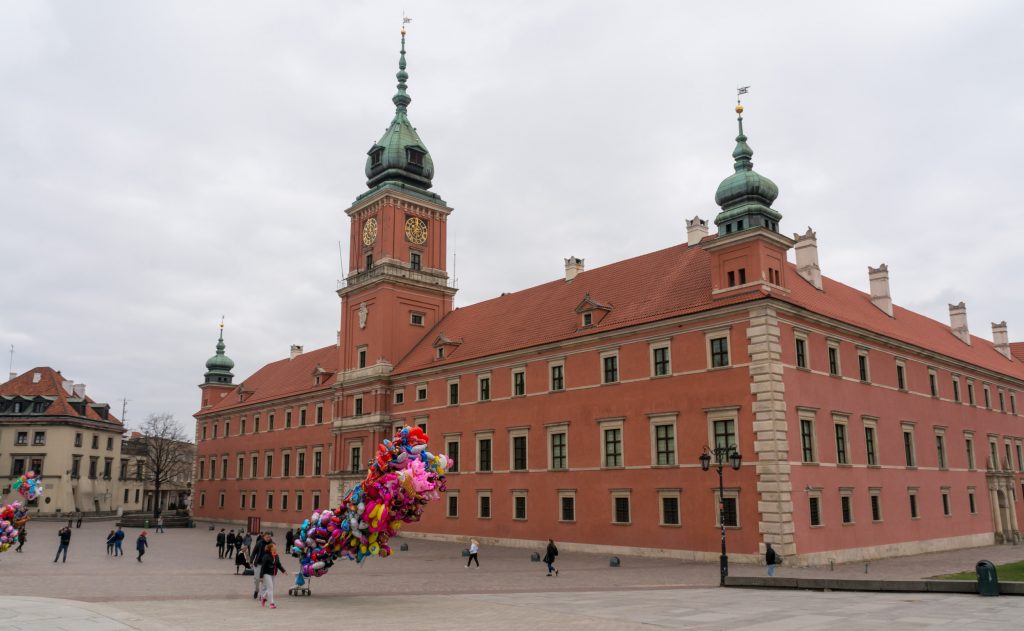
(724, 576, 1024, 595)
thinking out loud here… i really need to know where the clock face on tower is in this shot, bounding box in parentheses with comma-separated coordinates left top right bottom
(362, 217, 378, 245)
(405, 216, 428, 245)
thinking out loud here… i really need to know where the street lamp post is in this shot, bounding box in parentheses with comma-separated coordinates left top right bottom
(700, 444, 742, 586)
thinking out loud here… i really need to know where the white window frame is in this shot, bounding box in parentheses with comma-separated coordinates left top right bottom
(952, 375, 962, 403)
(863, 416, 879, 466)
(658, 489, 682, 527)
(511, 367, 526, 397)
(908, 487, 920, 520)
(714, 488, 740, 528)
(941, 487, 952, 517)
(558, 490, 576, 523)
(706, 329, 732, 369)
(935, 428, 947, 470)
(799, 409, 817, 464)
(477, 490, 492, 519)
(896, 359, 908, 392)
(416, 383, 428, 401)
(807, 489, 823, 527)
(649, 413, 678, 466)
(964, 431, 976, 470)
(447, 378, 460, 406)
(650, 340, 672, 377)
(707, 406, 741, 452)
(444, 434, 461, 474)
(833, 414, 849, 465)
(352, 394, 363, 417)
(446, 491, 459, 518)
(476, 431, 494, 473)
(512, 491, 528, 521)
(393, 388, 405, 405)
(826, 339, 841, 377)
(548, 360, 565, 392)
(840, 487, 854, 525)
(347, 440, 363, 473)
(599, 418, 625, 469)
(901, 423, 917, 468)
(477, 373, 491, 401)
(869, 487, 883, 522)
(857, 347, 870, 383)
(794, 330, 809, 369)
(600, 349, 620, 384)
(610, 489, 632, 525)
(968, 486, 977, 514)
(547, 422, 569, 471)
(928, 368, 939, 397)
(357, 345, 368, 368)
(509, 428, 529, 472)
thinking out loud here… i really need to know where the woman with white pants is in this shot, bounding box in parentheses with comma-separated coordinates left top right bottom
(258, 543, 287, 609)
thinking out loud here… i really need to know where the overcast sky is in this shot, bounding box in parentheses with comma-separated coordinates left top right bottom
(2, 1, 1022, 438)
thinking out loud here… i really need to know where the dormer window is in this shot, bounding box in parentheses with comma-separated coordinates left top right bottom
(370, 147, 383, 167)
(436, 347, 445, 359)
(582, 312, 593, 327)
(407, 148, 424, 166)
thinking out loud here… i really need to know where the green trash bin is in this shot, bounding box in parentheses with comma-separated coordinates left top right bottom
(144, 519, 150, 529)
(976, 560, 999, 596)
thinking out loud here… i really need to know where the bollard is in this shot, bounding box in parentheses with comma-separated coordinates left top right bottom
(531, 552, 541, 562)
(400, 543, 409, 551)
(609, 556, 621, 567)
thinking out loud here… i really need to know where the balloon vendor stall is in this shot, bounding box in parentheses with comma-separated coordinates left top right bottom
(12, 471, 43, 501)
(0, 500, 29, 555)
(290, 426, 452, 579)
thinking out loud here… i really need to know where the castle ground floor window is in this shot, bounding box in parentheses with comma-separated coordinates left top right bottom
(559, 491, 576, 522)
(447, 492, 459, 518)
(714, 489, 739, 527)
(611, 491, 631, 524)
(659, 490, 681, 526)
(478, 491, 491, 519)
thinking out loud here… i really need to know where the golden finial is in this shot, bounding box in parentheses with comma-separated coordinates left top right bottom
(219, 315, 224, 330)
(735, 103, 744, 114)
(736, 85, 750, 115)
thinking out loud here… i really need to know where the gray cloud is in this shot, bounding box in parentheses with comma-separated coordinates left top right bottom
(2, 0, 1021, 435)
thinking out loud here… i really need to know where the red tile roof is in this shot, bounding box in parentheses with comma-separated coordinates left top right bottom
(394, 238, 1024, 381)
(0, 367, 123, 426)
(204, 345, 339, 414)
(1012, 342, 1024, 363)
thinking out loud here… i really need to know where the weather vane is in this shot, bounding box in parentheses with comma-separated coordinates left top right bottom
(402, 12, 411, 35)
(736, 85, 750, 113)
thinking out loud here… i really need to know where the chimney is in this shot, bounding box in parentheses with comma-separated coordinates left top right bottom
(564, 256, 585, 281)
(336, 330, 341, 346)
(686, 216, 709, 246)
(32, 372, 41, 383)
(948, 302, 971, 345)
(792, 227, 823, 290)
(868, 264, 893, 317)
(992, 321, 1011, 359)
(72, 383, 86, 398)
(62, 379, 74, 395)
(8, 372, 16, 382)
(290, 345, 304, 359)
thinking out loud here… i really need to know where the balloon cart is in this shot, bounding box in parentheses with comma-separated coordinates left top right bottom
(288, 574, 312, 597)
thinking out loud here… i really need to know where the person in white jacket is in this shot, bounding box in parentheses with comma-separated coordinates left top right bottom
(466, 538, 480, 568)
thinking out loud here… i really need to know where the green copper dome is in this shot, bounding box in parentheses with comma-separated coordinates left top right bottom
(364, 29, 435, 191)
(714, 105, 782, 235)
(203, 327, 234, 385)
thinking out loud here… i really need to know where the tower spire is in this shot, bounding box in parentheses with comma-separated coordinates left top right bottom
(732, 86, 753, 172)
(393, 22, 411, 114)
(204, 317, 234, 385)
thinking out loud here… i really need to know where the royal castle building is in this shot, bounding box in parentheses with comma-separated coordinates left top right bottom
(193, 29, 1024, 564)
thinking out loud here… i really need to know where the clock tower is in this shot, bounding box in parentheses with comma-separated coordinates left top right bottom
(331, 25, 456, 498)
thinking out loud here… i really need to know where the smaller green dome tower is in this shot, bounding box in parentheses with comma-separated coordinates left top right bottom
(203, 322, 234, 385)
(713, 102, 782, 236)
(364, 25, 435, 193)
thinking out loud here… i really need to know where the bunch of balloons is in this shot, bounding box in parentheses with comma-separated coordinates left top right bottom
(291, 426, 452, 577)
(0, 501, 27, 554)
(12, 471, 43, 501)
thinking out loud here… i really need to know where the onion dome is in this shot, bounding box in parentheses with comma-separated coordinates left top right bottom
(713, 103, 782, 235)
(364, 26, 435, 191)
(203, 324, 234, 385)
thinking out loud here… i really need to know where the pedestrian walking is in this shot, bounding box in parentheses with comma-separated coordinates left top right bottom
(156, 516, 164, 533)
(106, 530, 116, 555)
(465, 538, 480, 568)
(251, 533, 271, 599)
(242, 531, 252, 550)
(216, 528, 226, 558)
(285, 529, 295, 554)
(75, 511, 83, 529)
(765, 543, 778, 577)
(136, 531, 149, 562)
(543, 539, 559, 576)
(258, 543, 286, 609)
(16, 526, 27, 553)
(226, 529, 237, 559)
(54, 525, 71, 563)
(114, 526, 125, 557)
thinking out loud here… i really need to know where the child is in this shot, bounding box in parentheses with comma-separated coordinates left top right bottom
(235, 545, 252, 574)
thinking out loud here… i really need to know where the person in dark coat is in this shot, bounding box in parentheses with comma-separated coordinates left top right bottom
(543, 539, 559, 577)
(16, 526, 27, 553)
(250, 533, 271, 599)
(113, 526, 125, 557)
(216, 528, 226, 558)
(106, 530, 116, 555)
(54, 526, 72, 563)
(136, 531, 149, 562)
(765, 543, 778, 577)
(226, 529, 237, 560)
(285, 529, 295, 554)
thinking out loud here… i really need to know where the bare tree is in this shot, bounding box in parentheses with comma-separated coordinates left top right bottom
(138, 413, 193, 517)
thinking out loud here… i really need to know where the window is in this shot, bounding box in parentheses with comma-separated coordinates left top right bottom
(416, 385, 428, 401)
(394, 390, 404, 405)
(354, 396, 363, 416)
(513, 494, 527, 520)
(652, 344, 671, 376)
(478, 493, 491, 519)
(942, 489, 951, 516)
(709, 336, 730, 368)
(358, 348, 367, 369)
(549, 364, 564, 391)
(834, 421, 848, 465)
(282, 452, 291, 477)
(410, 252, 421, 271)
(349, 445, 361, 473)
(601, 353, 619, 383)
(827, 344, 840, 376)
(512, 370, 525, 396)
(998, 390, 1006, 412)
(936, 433, 947, 469)
(550, 431, 567, 470)
(251, 455, 258, 478)
(15, 432, 28, 445)
(582, 312, 593, 327)
(953, 377, 961, 403)
(858, 351, 870, 382)
(654, 423, 676, 465)
(296, 493, 303, 512)
(511, 435, 528, 471)
(965, 434, 976, 470)
(448, 381, 459, 405)
(712, 418, 736, 450)
(300, 408, 307, 426)
(281, 493, 289, 511)
(92, 435, 99, 449)
(477, 437, 492, 472)
(250, 492, 257, 510)
(410, 312, 424, 326)
(984, 385, 991, 409)
(902, 427, 916, 467)
(241, 417, 247, 434)
(200, 492, 206, 508)
(75, 433, 83, 447)
(989, 440, 999, 469)
(254, 415, 260, 432)
(370, 147, 383, 166)
(603, 426, 623, 467)
(265, 453, 273, 478)
(89, 458, 98, 479)
(795, 336, 808, 369)
(268, 413, 275, 430)
(221, 457, 228, 479)
(32, 431, 46, 446)
(870, 490, 882, 521)
(967, 380, 975, 405)
(447, 493, 459, 518)
(297, 451, 306, 476)
(479, 376, 491, 401)
(717, 491, 739, 527)
(560, 494, 575, 522)
(316, 405, 324, 424)
(72, 457, 82, 479)
(312, 492, 321, 511)
(864, 422, 878, 466)
(612, 494, 631, 524)
(365, 253, 373, 269)
(800, 418, 816, 462)
(106, 436, 113, 450)
(445, 439, 459, 473)
(286, 409, 293, 428)
(212, 424, 218, 439)
(841, 493, 853, 524)
(313, 450, 322, 476)
(896, 362, 907, 391)
(809, 495, 822, 526)
(969, 489, 977, 514)
(660, 492, 681, 526)
(407, 149, 424, 166)
(909, 491, 919, 519)
(267, 493, 274, 510)
(237, 456, 244, 479)
(1012, 392, 1018, 415)
(436, 347, 444, 359)
(1016, 443, 1023, 472)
